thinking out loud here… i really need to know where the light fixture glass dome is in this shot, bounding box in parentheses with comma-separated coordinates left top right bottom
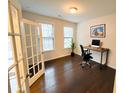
(70, 7, 78, 13)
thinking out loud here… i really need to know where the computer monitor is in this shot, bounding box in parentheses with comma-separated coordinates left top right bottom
(91, 39, 100, 47)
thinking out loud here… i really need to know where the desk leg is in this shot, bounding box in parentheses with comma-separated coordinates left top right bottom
(105, 50, 109, 66)
(100, 50, 109, 69)
(88, 49, 90, 53)
(100, 52, 103, 69)
(100, 52, 103, 64)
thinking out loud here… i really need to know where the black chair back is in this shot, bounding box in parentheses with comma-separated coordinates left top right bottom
(80, 45, 93, 68)
(80, 45, 85, 57)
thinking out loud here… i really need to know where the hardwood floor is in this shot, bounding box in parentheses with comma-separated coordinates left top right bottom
(30, 55, 115, 93)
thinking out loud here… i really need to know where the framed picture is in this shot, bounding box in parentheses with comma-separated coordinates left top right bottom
(90, 24, 106, 38)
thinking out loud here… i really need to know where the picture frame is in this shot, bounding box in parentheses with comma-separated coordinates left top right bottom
(90, 24, 106, 38)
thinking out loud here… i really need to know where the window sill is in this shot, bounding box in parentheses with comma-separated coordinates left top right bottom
(64, 48, 71, 49)
(43, 49, 55, 53)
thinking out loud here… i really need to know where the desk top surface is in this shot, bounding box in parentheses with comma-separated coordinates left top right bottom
(84, 46, 109, 52)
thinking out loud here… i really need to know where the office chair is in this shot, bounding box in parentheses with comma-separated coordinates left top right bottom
(80, 45, 93, 68)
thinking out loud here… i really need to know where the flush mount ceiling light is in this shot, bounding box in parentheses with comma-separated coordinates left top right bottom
(69, 7, 78, 14)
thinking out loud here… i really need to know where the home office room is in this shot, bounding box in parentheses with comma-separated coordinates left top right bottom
(7, 0, 116, 93)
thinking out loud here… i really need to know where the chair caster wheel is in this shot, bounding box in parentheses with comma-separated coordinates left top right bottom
(82, 66, 85, 68)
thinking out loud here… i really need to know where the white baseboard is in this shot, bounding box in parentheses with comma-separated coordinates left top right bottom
(44, 54, 70, 62)
(107, 64, 116, 69)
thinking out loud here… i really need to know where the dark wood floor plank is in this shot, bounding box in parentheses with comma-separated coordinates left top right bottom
(30, 55, 115, 93)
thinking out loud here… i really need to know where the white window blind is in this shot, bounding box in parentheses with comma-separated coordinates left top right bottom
(41, 23, 54, 51)
(64, 27, 73, 48)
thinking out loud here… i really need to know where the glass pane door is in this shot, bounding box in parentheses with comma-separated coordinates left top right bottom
(23, 20, 45, 86)
(8, 1, 29, 93)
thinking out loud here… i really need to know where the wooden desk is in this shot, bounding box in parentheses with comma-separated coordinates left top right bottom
(84, 46, 109, 69)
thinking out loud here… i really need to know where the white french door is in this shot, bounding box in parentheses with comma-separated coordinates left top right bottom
(22, 19, 45, 86)
(8, 0, 29, 93)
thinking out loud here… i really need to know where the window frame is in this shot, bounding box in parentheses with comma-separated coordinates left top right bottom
(41, 23, 55, 52)
(63, 26, 74, 49)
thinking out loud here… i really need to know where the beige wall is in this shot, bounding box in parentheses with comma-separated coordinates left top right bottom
(22, 11, 77, 61)
(76, 14, 116, 69)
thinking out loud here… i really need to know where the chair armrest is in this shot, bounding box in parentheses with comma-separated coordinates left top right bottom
(84, 49, 88, 53)
(89, 53, 92, 55)
(87, 53, 92, 56)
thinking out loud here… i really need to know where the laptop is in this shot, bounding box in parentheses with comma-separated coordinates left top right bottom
(91, 39, 100, 48)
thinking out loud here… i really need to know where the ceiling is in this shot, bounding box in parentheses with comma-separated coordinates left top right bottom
(18, 0, 116, 23)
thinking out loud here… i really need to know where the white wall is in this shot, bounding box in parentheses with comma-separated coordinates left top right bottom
(76, 14, 116, 69)
(113, 78, 116, 93)
(22, 11, 77, 61)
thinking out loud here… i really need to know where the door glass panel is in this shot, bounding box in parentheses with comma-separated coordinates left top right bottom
(26, 36, 31, 46)
(37, 36, 40, 54)
(24, 24, 30, 35)
(37, 28, 40, 36)
(15, 36, 23, 61)
(28, 58, 33, 68)
(29, 68, 34, 78)
(32, 35, 36, 46)
(8, 36, 14, 67)
(9, 67, 18, 93)
(33, 46, 37, 56)
(35, 65, 38, 74)
(34, 56, 37, 65)
(11, 5, 20, 34)
(35, 28, 38, 36)
(38, 55, 41, 62)
(31, 26, 37, 46)
(31, 25, 36, 36)
(39, 63, 42, 70)
(27, 47, 32, 57)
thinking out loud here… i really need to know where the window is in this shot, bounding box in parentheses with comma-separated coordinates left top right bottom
(41, 23, 54, 51)
(64, 27, 73, 48)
